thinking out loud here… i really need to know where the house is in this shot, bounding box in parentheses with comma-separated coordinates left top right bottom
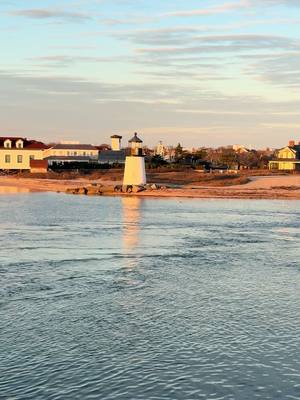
(44, 143, 99, 166)
(269, 140, 300, 171)
(0, 137, 48, 171)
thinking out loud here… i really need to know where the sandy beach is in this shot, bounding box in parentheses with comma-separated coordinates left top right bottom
(1, 174, 300, 199)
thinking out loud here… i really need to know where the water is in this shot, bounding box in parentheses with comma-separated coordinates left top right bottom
(0, 193, 299, 400)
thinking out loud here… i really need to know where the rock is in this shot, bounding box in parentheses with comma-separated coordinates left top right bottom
(151, 183, 159, 190)
(114, 185, 122, 192)
(100, 185, 116, 193)
(86, 186, 102, 195)
(132, 185, 145, 193)
(66, 188, 76, 194)
(91, 183, 103, 188)
(67, 187, 81, 194)
(78, 187, 88, 195)
(122, 185, 133, 193)
(65, 187, 88, 195)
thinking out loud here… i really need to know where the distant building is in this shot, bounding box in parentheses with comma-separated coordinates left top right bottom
(233, 144, 251, 154)
(155, 141, 166, 157)
(154, 143, 176, 162)
(269, 140, 300, 171)
(44, 143, 99, 165)
(98, 135, 127, 164)
(96, 144, 111, 152)
(0, 137, 48, 172)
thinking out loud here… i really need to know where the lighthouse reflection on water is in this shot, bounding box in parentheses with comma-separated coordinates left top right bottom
(122, 196, 142, 255)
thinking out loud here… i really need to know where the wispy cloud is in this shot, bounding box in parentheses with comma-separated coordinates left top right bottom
(29, 54, 132, 69)
(164, 0, 300, 18)
(133, 33, 298, 50)
(135, 34, 300, 56)
(165, 1, 249, 17)
(246, 52, 300, 87)
(9, 8, 91, 22)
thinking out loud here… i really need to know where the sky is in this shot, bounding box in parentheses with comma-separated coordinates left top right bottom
(0, 0, 300, 148)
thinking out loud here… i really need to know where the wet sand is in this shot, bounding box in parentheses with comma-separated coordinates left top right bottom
(0, 177, 83, 194)
(1, 175, 300, 199)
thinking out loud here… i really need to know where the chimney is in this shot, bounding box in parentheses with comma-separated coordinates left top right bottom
(111, 135, 122, 151)
(289, 140, 295, 147)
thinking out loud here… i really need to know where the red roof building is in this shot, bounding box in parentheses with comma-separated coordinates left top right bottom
(0, 136, 48, 171)
(0, 137, 48, 150)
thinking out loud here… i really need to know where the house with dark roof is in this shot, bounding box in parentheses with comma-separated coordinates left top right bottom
(44, 143, 99, 165)
(0, 137, 48, 172)
(269, 140, 300, 171)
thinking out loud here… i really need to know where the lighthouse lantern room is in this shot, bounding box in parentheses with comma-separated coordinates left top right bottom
(129, 132, 143, 156)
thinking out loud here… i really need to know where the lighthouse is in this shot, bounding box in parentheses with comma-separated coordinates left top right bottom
(123, 132, 146, 186)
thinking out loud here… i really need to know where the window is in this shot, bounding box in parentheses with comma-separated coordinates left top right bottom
(74, 152, 77, 156)
(4, 140, 11, 148)
(17, 155, 23, 163)
(83, 152, 86, 156)
(5, 155, 11, 163)
(16, 140, 23, 149)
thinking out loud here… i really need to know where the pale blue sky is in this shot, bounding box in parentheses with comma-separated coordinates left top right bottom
(1, 0, 300, 147)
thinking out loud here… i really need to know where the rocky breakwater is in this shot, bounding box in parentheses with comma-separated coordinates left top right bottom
(66, 183, 166, 196)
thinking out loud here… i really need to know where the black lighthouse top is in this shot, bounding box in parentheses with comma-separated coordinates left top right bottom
(129, 132, 143, 144)
(128, 133, 143, 156)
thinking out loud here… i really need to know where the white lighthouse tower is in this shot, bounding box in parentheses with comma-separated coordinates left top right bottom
(123, 132, 146, 186)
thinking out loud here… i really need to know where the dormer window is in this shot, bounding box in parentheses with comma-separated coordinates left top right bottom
(4, 139, 11, 148)
(16, 139, 23, 149)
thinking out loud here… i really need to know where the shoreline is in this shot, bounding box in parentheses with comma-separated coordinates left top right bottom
(1, 175, 300, 200)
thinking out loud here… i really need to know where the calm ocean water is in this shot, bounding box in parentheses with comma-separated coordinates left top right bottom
(0, 193, 299, 400)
